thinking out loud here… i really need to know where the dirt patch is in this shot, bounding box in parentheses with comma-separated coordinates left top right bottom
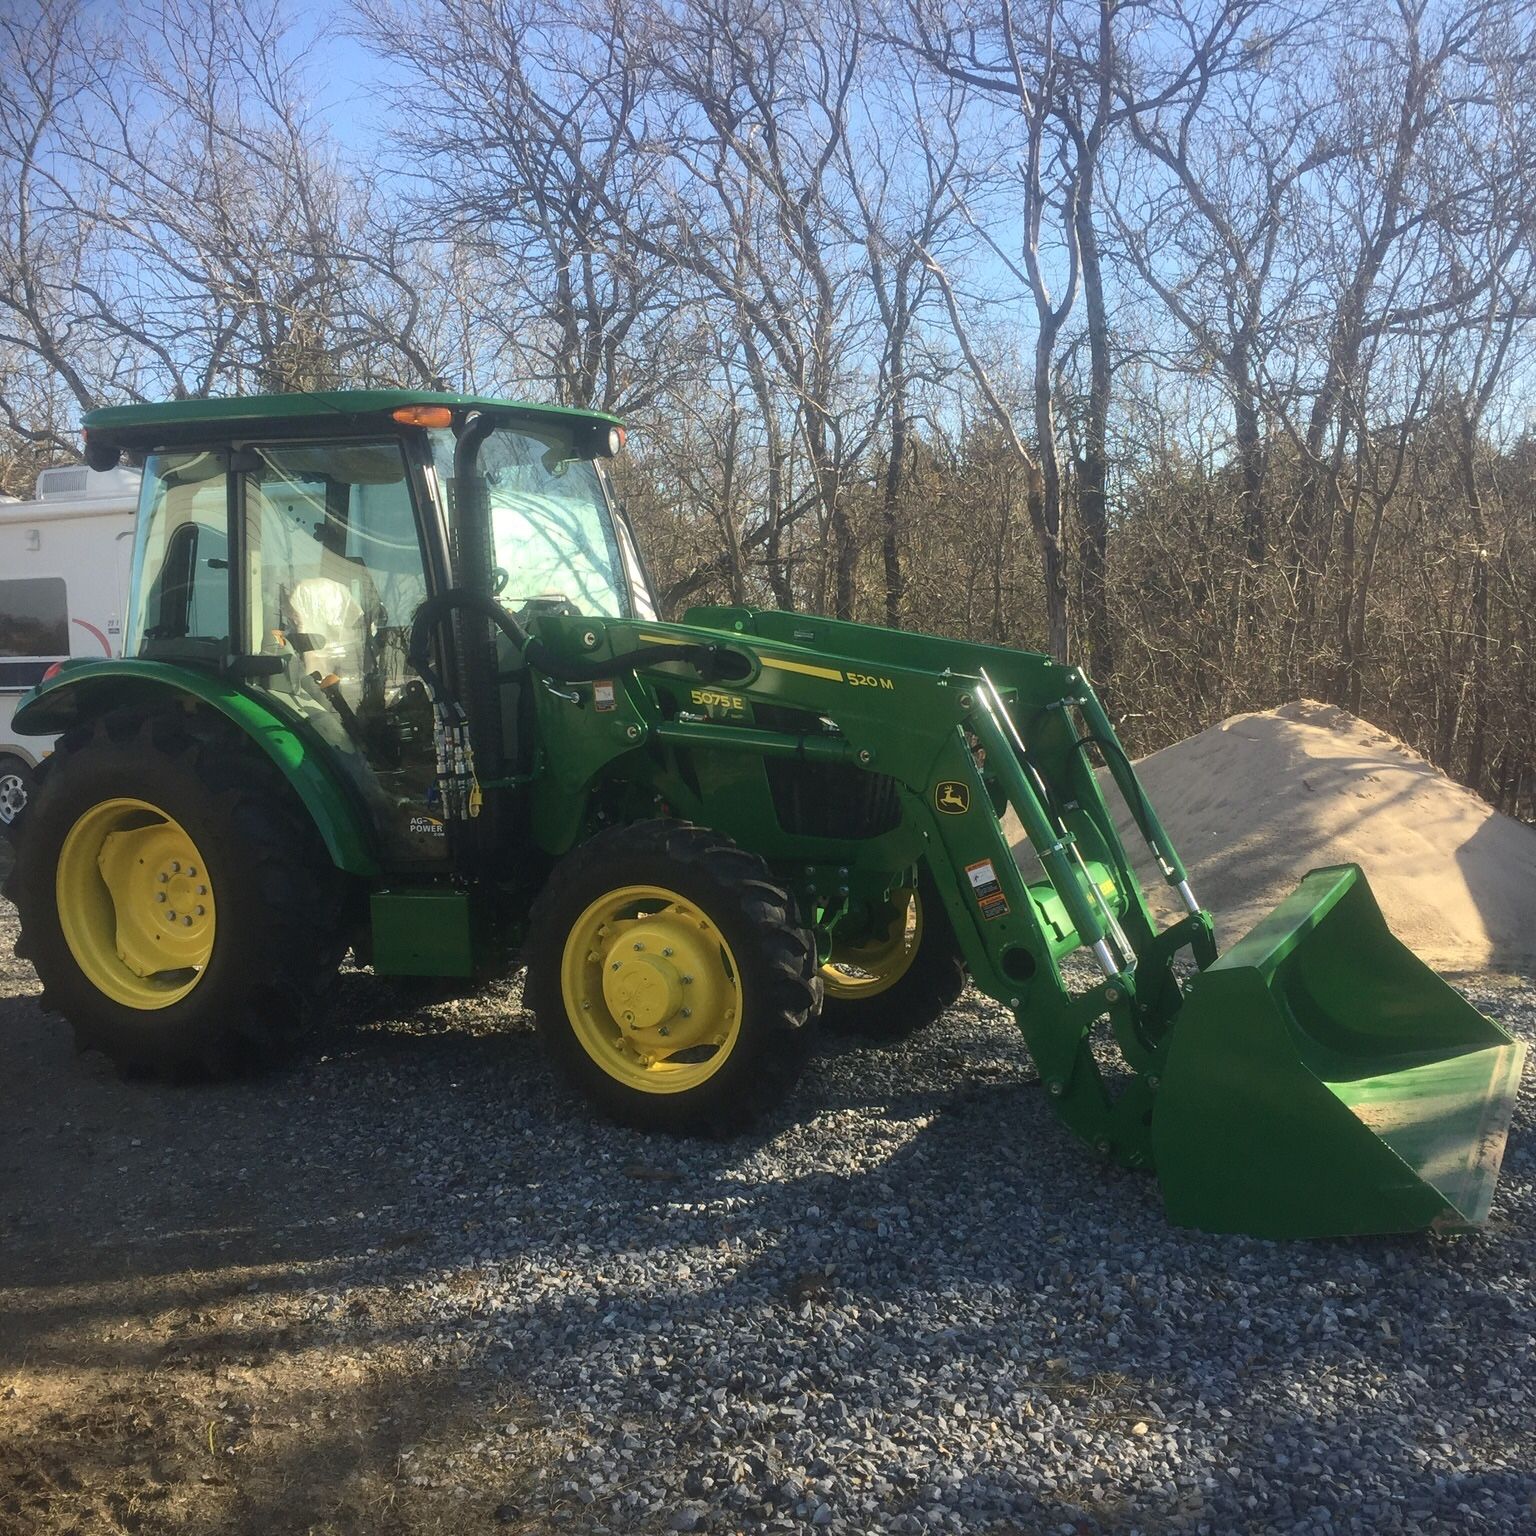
(1, 1281, 539, 1536)
(0, 916, 549, 1536)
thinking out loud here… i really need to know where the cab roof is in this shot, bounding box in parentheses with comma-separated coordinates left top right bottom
(81, 389, 621, 450)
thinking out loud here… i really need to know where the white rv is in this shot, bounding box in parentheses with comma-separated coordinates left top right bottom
(0, 462, 141, 830)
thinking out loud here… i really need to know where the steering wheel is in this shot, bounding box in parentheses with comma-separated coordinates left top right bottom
(493, 567, 510, 596)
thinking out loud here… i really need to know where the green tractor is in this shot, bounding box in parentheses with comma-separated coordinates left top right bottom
(5, 391, 1524, 1237)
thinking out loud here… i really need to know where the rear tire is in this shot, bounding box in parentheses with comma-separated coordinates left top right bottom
(819, 877, 967, 1042)
(523, 819, 821, 1135)
(5, 709, 349, 1078)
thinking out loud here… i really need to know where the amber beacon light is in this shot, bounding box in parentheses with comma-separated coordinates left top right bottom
(392, 404, 455, 428)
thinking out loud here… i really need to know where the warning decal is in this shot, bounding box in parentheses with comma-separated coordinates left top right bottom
(593, 679, 617, 712)
(965, 858, 1010, 920)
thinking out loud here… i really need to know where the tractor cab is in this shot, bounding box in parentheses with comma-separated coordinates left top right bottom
(89, 392, 646, 861)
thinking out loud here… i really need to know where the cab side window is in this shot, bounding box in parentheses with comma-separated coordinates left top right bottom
(126, 451, 230, 660)
(242, 440, 427, 707)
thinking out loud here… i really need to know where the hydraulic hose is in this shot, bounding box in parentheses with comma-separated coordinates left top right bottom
(406, 588, 752, 702)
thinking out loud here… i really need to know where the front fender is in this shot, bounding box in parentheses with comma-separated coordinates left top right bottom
(14, 659, 379, 877)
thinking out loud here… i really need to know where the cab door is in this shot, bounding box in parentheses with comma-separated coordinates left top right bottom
(236, 437, 447, 864)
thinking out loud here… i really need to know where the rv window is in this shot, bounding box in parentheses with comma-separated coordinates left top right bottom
(0, 576, 69, 687)
(0, 577, 69, 657)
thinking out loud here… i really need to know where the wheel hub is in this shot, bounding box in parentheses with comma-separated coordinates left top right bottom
(97, 823, 215, 978)
(0, 770, 26, 826)
(598, 914, 723, 1051)
(561, 886, 743, 1092)
(55, 798, 216, 1010)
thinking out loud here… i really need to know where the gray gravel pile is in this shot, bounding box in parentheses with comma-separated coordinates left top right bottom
(2, 884, 1534, 1534)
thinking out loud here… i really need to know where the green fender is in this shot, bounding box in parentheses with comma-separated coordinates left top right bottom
(12, 659, 379, 877)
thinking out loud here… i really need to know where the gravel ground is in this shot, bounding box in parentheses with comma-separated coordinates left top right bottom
(2, 880, 1534, 1535)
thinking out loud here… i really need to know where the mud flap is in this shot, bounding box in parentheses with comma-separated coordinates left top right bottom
(1152, 865, 1525, 1238)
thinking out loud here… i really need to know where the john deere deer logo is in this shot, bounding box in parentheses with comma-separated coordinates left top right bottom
(935, 781, 970, 814)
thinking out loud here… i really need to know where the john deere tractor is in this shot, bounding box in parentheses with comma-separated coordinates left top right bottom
(5, 391, 1524, 1237)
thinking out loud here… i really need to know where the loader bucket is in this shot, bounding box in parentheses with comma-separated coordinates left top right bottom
(1152, 865, 1525, 1238)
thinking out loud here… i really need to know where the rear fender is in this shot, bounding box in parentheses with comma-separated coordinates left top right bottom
(12, 660, 379, 877)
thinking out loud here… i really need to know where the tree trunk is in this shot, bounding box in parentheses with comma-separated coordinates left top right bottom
(881, 318, 909, 629)
(1034, 328, 1070, 662)
(1075, 191, 1111, 689)
(1458, 415, 1491, 793)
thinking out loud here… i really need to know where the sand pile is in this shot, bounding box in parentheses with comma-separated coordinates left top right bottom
(1002, 698, 1534, 970)
(1081, 698, 1536, 971)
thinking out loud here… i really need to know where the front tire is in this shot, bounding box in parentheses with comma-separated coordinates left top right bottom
(5, 710, 347, 1078)
(818, 878, 967, 1042)
(523, 819, 821, 1135)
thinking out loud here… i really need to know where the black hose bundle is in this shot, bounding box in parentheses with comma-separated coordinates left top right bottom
(406, 588, 751, 706)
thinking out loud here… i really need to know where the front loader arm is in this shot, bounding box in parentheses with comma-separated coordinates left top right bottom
(524, 612, 1215, 1169)
(503, 610, 1525, 1237)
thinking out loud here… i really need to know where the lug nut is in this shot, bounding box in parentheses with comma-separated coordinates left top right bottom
(167, 910, 177, 920)
(611, 961, 621, 971)
(186, 866, 196, 877)
(170, 861, 181, 873)
(182, 916, 193, 927)
(197, 884, 207, 896)
(633, 942, 644, 951)
(662, 947, 673, 957)
(680, 974, 693, 985)
(679, 1008, 691, 1019)
(195, 906, 205, 917)
(158, 872, 170, 883)
(156, 892, 167, 904)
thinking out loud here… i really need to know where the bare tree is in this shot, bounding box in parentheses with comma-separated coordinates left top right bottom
(0, 0, 110, 451)
(354, 0, 683, 412)
(623, 0, 872, 619)
(904, 0, 1101, 661)
(1108, 0, 1314, 652)
(842, 57, 965, 627)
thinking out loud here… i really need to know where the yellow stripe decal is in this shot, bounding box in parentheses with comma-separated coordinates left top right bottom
(637, 632, 844, 684)
(761, 656, 846, 683)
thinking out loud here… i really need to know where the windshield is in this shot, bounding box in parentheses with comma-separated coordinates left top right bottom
(430, 423, 632, 618)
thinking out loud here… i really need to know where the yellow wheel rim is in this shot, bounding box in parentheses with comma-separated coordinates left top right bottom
(55, 797, 216, 1010)
(559, 883, 744, 1094)
(821, 888, 921, 1001)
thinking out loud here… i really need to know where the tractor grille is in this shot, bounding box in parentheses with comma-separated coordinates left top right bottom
(747, 704, 904, 840)
(765, 758, 903, 840)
